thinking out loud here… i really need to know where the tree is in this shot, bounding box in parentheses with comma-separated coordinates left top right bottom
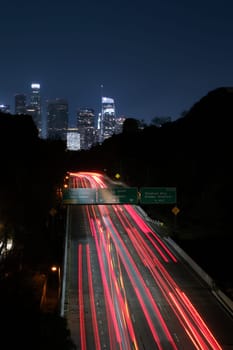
(122, 118, 140, 134)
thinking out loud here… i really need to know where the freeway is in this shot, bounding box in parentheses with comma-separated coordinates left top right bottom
(61, 171, 233, 350)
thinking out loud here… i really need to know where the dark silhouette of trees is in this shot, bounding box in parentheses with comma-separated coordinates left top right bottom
(0, 270, 76, 349)
(0, 112, 67, 258)
(0, 112, 75, 349)
(122, 117, 140, 133)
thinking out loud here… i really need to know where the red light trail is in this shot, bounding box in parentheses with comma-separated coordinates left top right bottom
(73, 172, 223, 349)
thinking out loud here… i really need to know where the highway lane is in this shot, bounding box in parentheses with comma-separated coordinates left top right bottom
(61, 171, 233, 350)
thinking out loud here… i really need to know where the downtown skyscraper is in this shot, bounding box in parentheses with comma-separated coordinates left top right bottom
(14, 84, 43, 137)
(26, 83, 42, 136)
(98, 96, 116, 143)
(15, 93, 27, 115)
(77, 107, 96, 149)
(46, 98, 68, 141)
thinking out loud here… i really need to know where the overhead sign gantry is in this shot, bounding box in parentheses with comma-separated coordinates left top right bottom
(62, 187, 176, 205)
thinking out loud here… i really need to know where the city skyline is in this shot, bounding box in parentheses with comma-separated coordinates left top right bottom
(12, 83, 123, 147)
(1, 1, 233, 125)
(3, 82, 119, 128)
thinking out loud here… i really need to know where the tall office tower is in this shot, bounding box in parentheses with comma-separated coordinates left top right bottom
(115, 116, 126, 134)
(46, 98, 69, 141)
(15, 93, 27, 115)
(66, 128, 80, 151)
(77, 107, 96, 149)
(99, 96, 116, 142)
(26, 83, 42, 136)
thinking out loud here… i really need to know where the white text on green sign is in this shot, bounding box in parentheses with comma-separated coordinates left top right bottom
(140, 187, 176, 204)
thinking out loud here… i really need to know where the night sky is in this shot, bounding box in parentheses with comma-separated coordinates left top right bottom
(1, 0, 233, 126)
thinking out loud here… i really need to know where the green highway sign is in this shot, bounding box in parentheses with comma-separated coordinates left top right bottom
(62, 188, 97, 204)
(97, 187, 138, 204)
(62, 187, 176, 205)
(140, 187, 176, 204)
(62, 187, 138, 204)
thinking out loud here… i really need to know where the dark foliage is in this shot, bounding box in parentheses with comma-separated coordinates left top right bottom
(0, 112, 73, 348)
(0, 113, 67, 258)
(0, 271, 76, 349)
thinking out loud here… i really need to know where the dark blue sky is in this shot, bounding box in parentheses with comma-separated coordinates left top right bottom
(1, 0, 233, 125)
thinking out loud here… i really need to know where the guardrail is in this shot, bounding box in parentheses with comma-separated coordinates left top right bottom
(164, 236, 233, 318)
(136, 205, 233, 318)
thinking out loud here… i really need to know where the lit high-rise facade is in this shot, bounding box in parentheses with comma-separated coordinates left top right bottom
(99, 97, 116, 142)
(46, 98, 68, 141)
(26, 83, 42, 136)
(66, 128, 81, 151)
(115, 116, 126, 134)
(77, 107, 96, 149)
